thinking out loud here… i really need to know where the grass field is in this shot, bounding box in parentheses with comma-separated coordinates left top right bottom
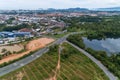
(0, 43, 109, 80)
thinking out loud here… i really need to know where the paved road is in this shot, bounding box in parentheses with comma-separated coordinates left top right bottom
(66, 41, 117, 80)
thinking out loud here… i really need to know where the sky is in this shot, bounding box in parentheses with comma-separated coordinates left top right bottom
(0, 0, 120, 10)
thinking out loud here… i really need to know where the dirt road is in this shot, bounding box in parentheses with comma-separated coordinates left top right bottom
(48, 45, 62, 80)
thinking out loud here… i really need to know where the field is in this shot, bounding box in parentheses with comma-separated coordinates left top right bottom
(0, 43, 109, 80)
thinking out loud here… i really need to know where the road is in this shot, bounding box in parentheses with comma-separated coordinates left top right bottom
(66, 41, 117, 80)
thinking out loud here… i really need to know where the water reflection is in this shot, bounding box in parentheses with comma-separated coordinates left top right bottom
(83, 37, 120, 54)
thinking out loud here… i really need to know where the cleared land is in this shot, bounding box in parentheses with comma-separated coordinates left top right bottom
(0, 38, 54, 64)
(0, 42, 109, 80)
(0, 44, 24, 54)
(26, 38, 54, 51)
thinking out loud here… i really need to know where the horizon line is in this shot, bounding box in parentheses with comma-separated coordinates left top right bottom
(0, 6, 120, 11)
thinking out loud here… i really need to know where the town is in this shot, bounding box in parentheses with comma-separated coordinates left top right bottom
(0, 9, 120, 45)
(0, 12, 67, 44)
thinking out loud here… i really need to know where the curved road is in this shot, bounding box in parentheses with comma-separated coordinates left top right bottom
(0, 32, 117, 80)
(66, 41, 117, 80)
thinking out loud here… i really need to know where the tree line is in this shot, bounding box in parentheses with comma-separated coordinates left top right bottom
(61, 16, 120, 39)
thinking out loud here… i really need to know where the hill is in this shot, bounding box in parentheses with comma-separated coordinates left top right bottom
(0, 8, 89, 14)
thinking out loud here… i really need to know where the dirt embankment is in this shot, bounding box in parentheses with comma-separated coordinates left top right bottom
(0, 38, 54, 64)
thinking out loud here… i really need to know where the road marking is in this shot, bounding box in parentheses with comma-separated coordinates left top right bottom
(36, 55, 39, 58)
(31, 55, 34, 57)
(20, 63, 24, 66)
(13, 63, 17, 66)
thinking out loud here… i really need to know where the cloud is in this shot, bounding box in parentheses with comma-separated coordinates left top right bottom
(0, 0, 120, 10)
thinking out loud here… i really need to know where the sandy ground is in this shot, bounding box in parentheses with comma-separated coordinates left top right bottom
(0, 38, 54, 64)
(0, 44, 24, 54)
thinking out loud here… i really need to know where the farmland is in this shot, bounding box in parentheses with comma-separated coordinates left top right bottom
(0, 42, 109, 80)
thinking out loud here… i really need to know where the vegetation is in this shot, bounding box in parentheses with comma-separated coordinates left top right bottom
(61, 16, 120, 39)
(67, 34, 85, 49)
(6, 17, 15, 24)
(0, 43, 109, 80)
(2, 23, 31, 31)
(67, 34, 120, 79)
(0, 23, 31, 32)
(1, 48, 7, 53)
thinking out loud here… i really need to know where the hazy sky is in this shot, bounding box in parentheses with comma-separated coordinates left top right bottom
(0, 0, 120, 10)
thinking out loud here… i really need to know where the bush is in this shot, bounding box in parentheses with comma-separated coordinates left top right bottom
(67, 34, 85, 49)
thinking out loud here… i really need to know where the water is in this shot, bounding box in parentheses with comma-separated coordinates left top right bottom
(83, 37, 120, 54)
